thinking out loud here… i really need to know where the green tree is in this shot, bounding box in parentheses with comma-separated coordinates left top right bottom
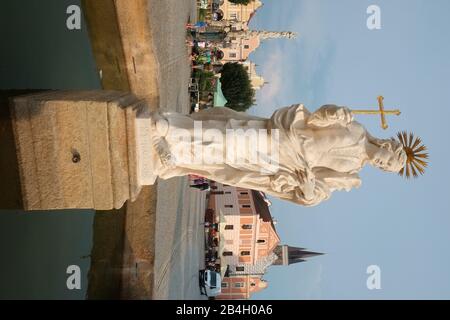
(220, 62, 255, 112)
(229, 0, 252, 4)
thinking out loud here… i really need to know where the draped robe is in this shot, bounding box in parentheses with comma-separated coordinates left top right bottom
(152, 104, 370, 206)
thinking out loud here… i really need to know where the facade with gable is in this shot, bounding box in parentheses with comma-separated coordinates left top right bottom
(218, 0, 263, 25)
(207, 182, 323, 299)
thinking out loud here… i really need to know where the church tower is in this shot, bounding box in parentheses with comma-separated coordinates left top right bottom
(273, 245, 323, 266)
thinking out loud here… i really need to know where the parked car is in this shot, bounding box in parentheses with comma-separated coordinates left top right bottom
(199, 269, 221, 297)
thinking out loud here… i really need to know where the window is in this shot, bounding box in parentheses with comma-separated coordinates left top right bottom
(221, 282, 228, 288)
(223, 251, 233, 256)
(242, 224, 252, 230)
(244, 45, 250, 49)
(225, 191, 231, 194)
(236, 266, 245, 272)
(241, 204, 251, 208)
(234, 282, 245, 288)
(240, 192, 248, 195)
(229, 53, 237, 58)
(225, 205, 233, 208)
(225, 225, 234, 230)
(209, 272, 217, 288)
(241, 251, 250, 256)
(257, 239, 266, 244)
(250, 283, 256, 287)
(229, 13, 238, 20)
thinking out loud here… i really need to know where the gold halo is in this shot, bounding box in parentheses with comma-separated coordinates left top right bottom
(394, 131, 429, 179)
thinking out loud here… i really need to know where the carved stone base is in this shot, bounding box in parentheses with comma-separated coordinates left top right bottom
(9, 90, 152, 210)
(134, 108, 159, 187)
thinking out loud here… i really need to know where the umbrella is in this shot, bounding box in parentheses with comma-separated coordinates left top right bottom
(213, 80, 228, 107)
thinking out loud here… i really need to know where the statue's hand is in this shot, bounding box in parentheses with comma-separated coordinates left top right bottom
(296, 168, 314, 184)
(295, 168, 316, 201)
(270, 168, 317, 202)
(152, 135, 176, 168)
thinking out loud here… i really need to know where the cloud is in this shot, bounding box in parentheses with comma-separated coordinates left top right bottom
(259, 47, 284, 104)
(249, 0, 337, 117)
(305, 263, 323, 300)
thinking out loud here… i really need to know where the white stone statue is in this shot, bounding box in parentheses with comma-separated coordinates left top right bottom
(136, 104, 408, 206)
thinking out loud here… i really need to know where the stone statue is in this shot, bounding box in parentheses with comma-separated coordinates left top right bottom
(7, 91, 426, 211)
(137, 104, 409, 206)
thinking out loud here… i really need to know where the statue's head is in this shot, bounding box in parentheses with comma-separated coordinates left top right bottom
(369, 138, 407, 173)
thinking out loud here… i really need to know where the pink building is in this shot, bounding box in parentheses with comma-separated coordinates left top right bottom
(208, 182, 280, 266)
(207, 181, 323, 299)
(219, 274, 268, 299)
(220, 35, 261, 62)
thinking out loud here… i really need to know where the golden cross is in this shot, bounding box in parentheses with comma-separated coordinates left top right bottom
(351, 96, 401, 130)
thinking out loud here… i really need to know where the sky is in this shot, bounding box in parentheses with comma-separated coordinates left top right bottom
(1, 0, 449, 301)
(248, 0, 450, 299)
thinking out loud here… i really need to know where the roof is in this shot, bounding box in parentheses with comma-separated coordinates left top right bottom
(251, 190, 274, 224)
(251, 190, 280, 250)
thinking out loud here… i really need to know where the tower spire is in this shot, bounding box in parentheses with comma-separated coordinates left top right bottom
(273, 245, 324, 266)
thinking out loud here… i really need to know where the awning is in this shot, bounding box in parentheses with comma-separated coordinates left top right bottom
(218, 235, 225, 256)
(217, 208, 227, 224)
(213, 80, 228, 107)
(220, 264, 228, 279)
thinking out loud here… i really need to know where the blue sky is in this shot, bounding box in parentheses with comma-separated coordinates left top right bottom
(248, 0, 450, 299)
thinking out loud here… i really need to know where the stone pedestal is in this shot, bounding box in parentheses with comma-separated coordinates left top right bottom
(9, 90, 151, 210)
